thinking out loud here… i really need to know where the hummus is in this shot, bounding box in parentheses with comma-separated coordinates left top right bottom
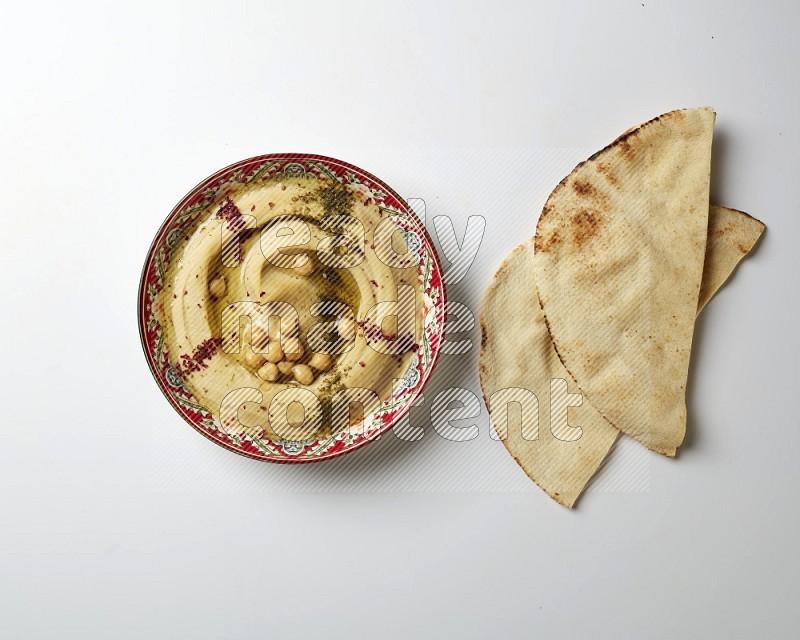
(160, 175, 424, 442)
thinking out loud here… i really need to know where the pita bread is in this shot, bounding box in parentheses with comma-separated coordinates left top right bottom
(698, 207, 765, 313)
(480, 241, 619, 508)
(533, 108, 715, 455)
(479, 205, 764, 507)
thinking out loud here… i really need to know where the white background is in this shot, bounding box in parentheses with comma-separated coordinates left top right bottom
(1, 1, 798, 638)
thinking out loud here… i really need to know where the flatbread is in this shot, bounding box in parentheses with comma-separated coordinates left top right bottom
(479, 205, 764, 507)
(533, 108, 716, 455)
(480, 241, 619, 508)
(698, 207, 766, 313)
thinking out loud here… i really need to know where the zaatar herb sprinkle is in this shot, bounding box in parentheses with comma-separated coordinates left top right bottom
(297, 180, 356, 216)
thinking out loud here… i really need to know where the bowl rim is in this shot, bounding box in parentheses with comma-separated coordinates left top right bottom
(137, 152, 447, 464)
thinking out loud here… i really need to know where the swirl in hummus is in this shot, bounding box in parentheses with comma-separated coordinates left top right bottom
(160, 175, 424, 442)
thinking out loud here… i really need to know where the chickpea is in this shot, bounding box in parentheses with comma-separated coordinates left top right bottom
(308, 353, 333, 371)
(265, 341, 284, 363)
(283, 338, 304, 361)
(257, 362, 279, 382)
(292, 364, 314, 385)
(277, 361, 294, 376)
(294, 254, 316, 277)
(209, 276, 226, 298)
(244, 350, 266, 368)
(268, 324, 282, 341)
(251, 324, 270, 351)
(337, 316, 356, 341)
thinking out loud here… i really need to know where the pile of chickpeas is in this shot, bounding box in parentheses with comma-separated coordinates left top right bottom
(208, 256, 357, 387)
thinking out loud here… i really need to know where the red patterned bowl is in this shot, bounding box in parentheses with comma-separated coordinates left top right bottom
(138, 154, 446, 463)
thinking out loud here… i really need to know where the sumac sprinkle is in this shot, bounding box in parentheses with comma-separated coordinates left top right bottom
(217, 197, 245, 231)
(178, 337, 223, 376)
(358, 321, 417, 354)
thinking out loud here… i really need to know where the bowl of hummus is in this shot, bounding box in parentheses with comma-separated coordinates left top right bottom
(139, 154, 446, 462)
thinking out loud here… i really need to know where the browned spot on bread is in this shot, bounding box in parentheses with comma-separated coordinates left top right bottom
(480, 321, 488, 349)
(535, 228, 561, 254)
(618, 138, 634, 159)
(596, 163, 619, 187)
(572, 178, 610, 209)
(570, 209, 602, 248)
(737, 242, 749, 253)
(572, 179, 595, 197)
(535, 204, 556, 253)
